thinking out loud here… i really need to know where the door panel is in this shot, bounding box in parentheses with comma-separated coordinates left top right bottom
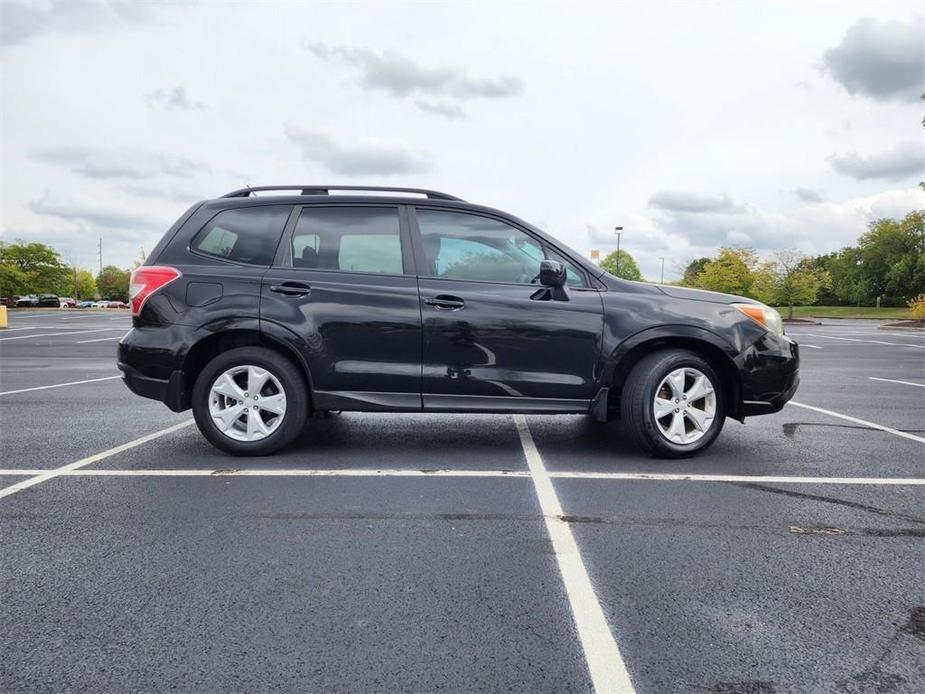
(261, 205, 423, 400)
(418, 279, 605, 401)
(412, 207, 605, 404)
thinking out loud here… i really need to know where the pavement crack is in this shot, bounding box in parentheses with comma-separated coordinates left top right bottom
(730, 482, 925, 526)
(782, 422, 925, 438)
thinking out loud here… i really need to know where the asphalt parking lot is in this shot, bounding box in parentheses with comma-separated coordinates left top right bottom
(1, 309, 923, 693)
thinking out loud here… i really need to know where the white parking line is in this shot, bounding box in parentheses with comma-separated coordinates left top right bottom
(76, 336, 124, 343)
(869, 377, 925, 389)
(800, 344, 822, 349)
(0, 328, 123, 342)
(0, 420, 195, 500)
(0, 468, 922, 485)
(0, 375, 122, 396)
(795, 333, 925, 349)
(789, 401, 925, 444)
(515, 415, 636, 693)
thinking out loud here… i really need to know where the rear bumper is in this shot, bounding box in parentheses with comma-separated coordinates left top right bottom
(118, 361, 187, 412)
(736, 333, 800, 417)
(117, 326, 192, 412)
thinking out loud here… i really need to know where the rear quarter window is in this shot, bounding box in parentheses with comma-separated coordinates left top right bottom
(191, 206, 290, 266)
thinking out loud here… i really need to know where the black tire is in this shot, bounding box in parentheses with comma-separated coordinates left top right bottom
(620, 349, 726, 458)
(191, 346, 308, 456)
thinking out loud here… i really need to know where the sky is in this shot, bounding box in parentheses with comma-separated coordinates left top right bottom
(1, 0, 923, 281)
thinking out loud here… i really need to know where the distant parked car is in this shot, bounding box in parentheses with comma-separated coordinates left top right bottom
(59, 297, 77, 308)
(16, 295, 38, 307)
(92, 300, 109, 308)
(77, 300, 94, 308)
(106, 300, 129, 309)
(0, 296, 19, 307)
(36, 294, 60, 307)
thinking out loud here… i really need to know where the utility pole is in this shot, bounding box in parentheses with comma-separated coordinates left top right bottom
(98, 238, 103, 275)
(659, 257, 665, 284)
(614, 226, 623, 276)
(69, 250, 78, 297)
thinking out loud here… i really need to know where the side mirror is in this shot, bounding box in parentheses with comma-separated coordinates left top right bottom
(532, 260, 570, 301)
(539, 260, 566, 287)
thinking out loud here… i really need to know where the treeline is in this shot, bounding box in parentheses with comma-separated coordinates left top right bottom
(0, 241, 131, 301)
(678, 211, 924, 316)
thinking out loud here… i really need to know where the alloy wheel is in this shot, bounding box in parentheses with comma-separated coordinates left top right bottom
(653, 367, 716, 445)
(208, 365, 287, 442)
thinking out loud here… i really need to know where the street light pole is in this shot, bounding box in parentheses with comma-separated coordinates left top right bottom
(659, 257, 665, 284)
(614, 226, 623, 276)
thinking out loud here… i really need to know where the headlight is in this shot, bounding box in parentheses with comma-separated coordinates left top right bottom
(732, 303, 784, 336)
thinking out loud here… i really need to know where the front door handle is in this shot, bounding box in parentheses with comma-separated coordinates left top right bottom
(424, 295, 465, 310)
(270, 282, 311, 297)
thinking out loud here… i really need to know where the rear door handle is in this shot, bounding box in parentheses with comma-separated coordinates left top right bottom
(424, 295, 465, 310)
(270, 282, 311, 297)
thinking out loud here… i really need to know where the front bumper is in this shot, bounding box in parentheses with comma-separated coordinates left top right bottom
(736, 333, 800, 417)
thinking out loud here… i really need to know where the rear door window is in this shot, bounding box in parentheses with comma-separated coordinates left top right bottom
(191, 206, 290, 266)
(290, 207, 404, 275)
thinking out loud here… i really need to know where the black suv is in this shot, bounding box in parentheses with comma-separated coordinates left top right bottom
(119, 185, 799, 458)
(16, 294, 60, 308)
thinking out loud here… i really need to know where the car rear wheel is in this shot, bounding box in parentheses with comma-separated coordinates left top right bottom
(192, 346, 308, 456)
(620, 349, 726, 458)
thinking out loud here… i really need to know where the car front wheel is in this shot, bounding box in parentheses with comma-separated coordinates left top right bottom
(191, 346, 308, 456)
(620, 349, 726, 458)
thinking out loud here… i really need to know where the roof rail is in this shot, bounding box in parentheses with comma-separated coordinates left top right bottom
(221, 185, 463, 201)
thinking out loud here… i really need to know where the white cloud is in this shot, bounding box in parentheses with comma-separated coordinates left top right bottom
(306, 42, 524, 100)
(0, 0, 188, 47)
(829, 141, 925, 181)
(146, 85, 205, 110)
(284, 125, 432, 176)
(822, 15, 924, 101)
(32, 146, 208, 180)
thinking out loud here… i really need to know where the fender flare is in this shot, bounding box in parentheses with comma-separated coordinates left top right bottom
(602, 324, 742, 414)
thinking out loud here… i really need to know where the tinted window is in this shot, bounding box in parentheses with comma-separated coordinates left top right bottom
(192, 206, 290, 266)
(416, 209, 586, 286)
(291, 207, 403, 275)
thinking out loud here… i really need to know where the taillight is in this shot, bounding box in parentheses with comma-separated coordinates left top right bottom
(130, 266, 181, 316)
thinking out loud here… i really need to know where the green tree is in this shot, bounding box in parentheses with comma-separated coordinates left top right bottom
(681, 257, 710, 287)
(0, 241, 70, 294)
(825, 246, 866, 305)
(0, 262, 30, 297)
(96, 265, 130, 301)
(74, 269, 97, 299)
(696, 247, 757, 296)
(765, 250, 831, 319)
(749, 260, 779, 305)
(600, 249, 643, 281)
(855, 213, 920, 302)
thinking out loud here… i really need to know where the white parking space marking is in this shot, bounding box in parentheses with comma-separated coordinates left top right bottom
(789, 401, 925, 444)
(0, 468, 922, 485)
(76, 336, 124, 343)
(869, 377, 925, 389)
(0, 375, 122, 396)
(790, 330, 925, 338)
(799, 344, 822, 349)
(515, 415, 636, 693)
(794, 333, 925, 349)
(0, 328, 123, 342)
(0, 420, 195, 500)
